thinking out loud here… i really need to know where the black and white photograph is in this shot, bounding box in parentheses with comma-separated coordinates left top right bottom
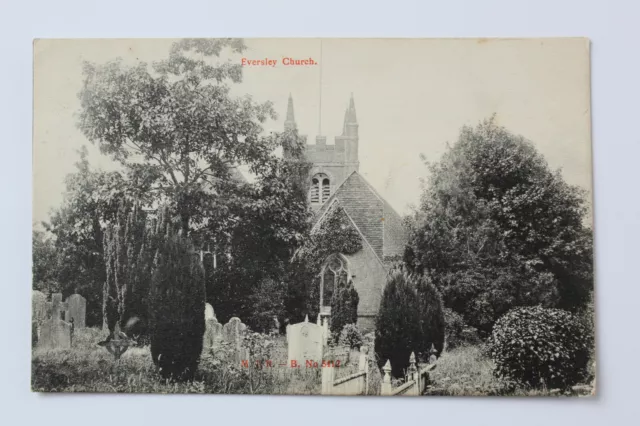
(31, 37, 595, 396)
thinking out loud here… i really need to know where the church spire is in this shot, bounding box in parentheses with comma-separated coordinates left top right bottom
(342, 93, 358, 137)
(284, 93, 296, 131)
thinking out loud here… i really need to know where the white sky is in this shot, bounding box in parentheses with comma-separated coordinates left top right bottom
(33, 38, 592, 224)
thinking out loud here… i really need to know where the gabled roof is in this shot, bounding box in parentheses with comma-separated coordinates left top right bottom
(313, 171, 408, 263)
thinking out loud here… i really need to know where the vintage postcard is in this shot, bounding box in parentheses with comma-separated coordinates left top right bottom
(32, 38, 595, 396)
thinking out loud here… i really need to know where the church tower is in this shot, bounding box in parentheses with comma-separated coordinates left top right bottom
(284, 94, 359, 209)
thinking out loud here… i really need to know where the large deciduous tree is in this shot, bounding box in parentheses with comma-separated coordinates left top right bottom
(78, 39, 312, 329)
(77, 38, 280, 235)
(404, 118, 593, 333)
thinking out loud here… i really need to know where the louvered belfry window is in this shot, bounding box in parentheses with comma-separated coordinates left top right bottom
(322, 178, 330, 202)
(310, 174, 330, 204)
(311, 178, 320, 203)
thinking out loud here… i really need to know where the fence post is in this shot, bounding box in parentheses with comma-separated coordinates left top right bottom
(408, 351, 418, 395)
(429, 343, 438, 364)
(381, 360, 392, 395)
(321, 362, 335, 395)
(358, 346, 368, 395)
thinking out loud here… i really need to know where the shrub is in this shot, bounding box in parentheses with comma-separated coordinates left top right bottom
(149, 230, 206, 382)
(245, 278, 286, 334)
(375, 270, 445, 377)
(330, 275, 359, 342)
(489, 306, 590, 388)
(339, 324, 363, 349)
(444, 308, 481, 350)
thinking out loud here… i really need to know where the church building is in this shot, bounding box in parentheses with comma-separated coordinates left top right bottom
(284, 94, 409, 332)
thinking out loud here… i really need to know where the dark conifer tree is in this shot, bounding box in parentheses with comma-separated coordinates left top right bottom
(148, 209, 206, 381)
(375, 270, 445, 377)
(330, 274, 360, 342)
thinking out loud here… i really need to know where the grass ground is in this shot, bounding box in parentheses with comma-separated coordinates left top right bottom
(425, 345, 594, 396)
(32, 328, 592, 396)
(32, 328, 361, 394)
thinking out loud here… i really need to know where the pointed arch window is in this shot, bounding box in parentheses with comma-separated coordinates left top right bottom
(311, 173, 331, 204)
(319, 253, 350, 315)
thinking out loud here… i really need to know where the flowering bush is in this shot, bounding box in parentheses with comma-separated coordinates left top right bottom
(489, 306, 590, 388)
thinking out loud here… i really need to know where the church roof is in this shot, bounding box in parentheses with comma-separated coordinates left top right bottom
(313, 171, 408, 264)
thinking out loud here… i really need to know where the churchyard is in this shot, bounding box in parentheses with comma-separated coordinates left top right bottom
(32, 292, 594, 396)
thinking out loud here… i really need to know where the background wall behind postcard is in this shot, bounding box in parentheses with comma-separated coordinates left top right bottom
(3, 0, 640, 425)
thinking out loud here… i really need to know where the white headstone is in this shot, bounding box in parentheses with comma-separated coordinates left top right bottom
(287, 319, 324, 364)
(204, 303, 215, 321)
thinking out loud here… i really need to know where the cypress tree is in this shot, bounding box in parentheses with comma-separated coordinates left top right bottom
(415, 274, 445, 357)
(375, 269, 445, 377)
(330, 274, 360, 342)
(148, 218, 206, 381)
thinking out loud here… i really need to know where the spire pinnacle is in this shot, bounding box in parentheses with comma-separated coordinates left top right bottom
(342, 93, 358, 136)
(284, 93, 296, 131)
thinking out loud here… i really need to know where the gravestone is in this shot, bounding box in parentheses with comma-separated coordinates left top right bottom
(32, 291, 47, 326)
(223, 317, 247, 363)
(204, 303, 215, 321)
(32, 290, 48, 345)
(51, 293, 68, 321)
(38, 318, 72, 349)
(65, 294, 86, 329)
(203, 303, 223, 351)
(287, 315, 324, 364)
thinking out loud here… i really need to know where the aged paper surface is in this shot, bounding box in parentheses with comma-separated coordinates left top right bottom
(32, 38, 594, 395)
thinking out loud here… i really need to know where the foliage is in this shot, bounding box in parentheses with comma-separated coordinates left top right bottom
(244, 278, 286, 333)
(102, 201, 151, 338)
(330, 275, 359, 342)
(375, 269, 445, 377)
(32, 229, 60, 295)
(404, 117, 594, 333)
(287, 204, 363, 323)
(579, 291, 596, 382)
(489, 306, 591, 388)
(43, 147, 132, 327)
(415, 273, 446, 357)
(205, 134, 311, 325)
(338, 324, 363, 349)
(443, 308, 481, 350)
(148, 223, 206, 382)
(50, 39, 311, 334)
(78, 38, 281, 235)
